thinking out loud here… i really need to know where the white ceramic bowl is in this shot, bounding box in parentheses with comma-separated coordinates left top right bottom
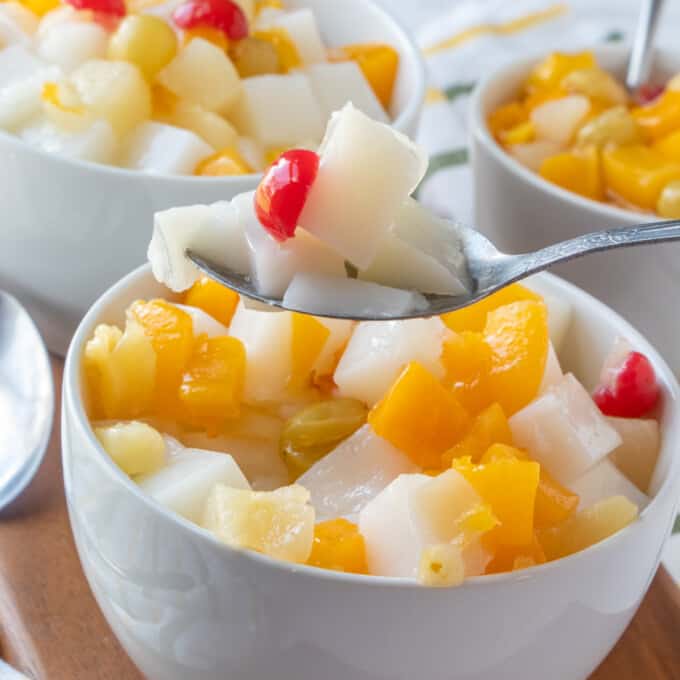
(470, 44, 680, 376)
(62, 264, 680, 680)
(0, 0, 425, 355)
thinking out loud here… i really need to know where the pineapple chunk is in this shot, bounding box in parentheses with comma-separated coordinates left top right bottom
(37, 20, 107, 73)
(94, 421, 165, 476)
(607, 416, 660, 493)
(71, 59, 151, 137)
(570, 458, 648, 510)
(158, 38, 242, 114)
(418, 543, 464, 587)
(137, 448, 250, 522)
(202, 483, 315, 563)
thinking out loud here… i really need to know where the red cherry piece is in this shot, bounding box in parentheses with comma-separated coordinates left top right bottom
(254, 149, 320, 242)
(636, 83, 665, 106)
(65, 0, 125, 17)
(593, 351, 660, 417)
(173, 0, 248, 40)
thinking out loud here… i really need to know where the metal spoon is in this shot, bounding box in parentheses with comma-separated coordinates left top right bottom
(187, 218, 680, 321)
(0, 291, 53, 511)
(626, 0, 665, 96)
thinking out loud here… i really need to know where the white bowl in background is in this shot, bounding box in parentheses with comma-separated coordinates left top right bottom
(0, 0, 425, 355)
(62, 264, 680, 680)
(470, 44, 680, 376)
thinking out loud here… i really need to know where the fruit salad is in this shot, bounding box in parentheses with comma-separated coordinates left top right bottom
(148, 103, 468, 315)
(0, 0, 398, 174)
(83, 275, 662, 585)
(489, 50, 680, 217)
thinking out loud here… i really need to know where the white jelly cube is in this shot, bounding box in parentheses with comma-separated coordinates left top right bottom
(297, 425, 418, 521)
(158, 38, 242, 113)
(530, 95, 590, 145)
(37, 20, 107, 73)
(123, 121, 213, 175)
(173, 303, 229, 337)
(334, 317, 448, 406)
(298, 104, 428, 268)
(312, 317, 354, 377)
(260, 8, 325, 64)
(306, 61, 387, 124)
(607, 416, 660, 493)
(542, 290, 572, 351)
(137, 448, 250, 523)
(0, 66, 59, 130)
(509, 373, 622, 484)
(0, 44, 49, 89)
(228, 301, 293, 403)
(283, 273, 427, 320)
(539, 342, 563, 394)
(570, 458, 648, 511)
(0, 3, 36, 46)
(230, 73, 324, 147)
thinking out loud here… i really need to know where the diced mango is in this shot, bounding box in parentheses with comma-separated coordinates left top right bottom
(452, 447, 540, 547)
(534, 468, 580, 529)
(195, 147, 252, 176)
(526, 51, 596, 92)
(336, 43, 398, 109)
(501, 121, 535, 145)
(440, 283, 541, 334)
(485, 533, 546, 574)
(307, 518, 368, 574)
(538, 495, 638, 560)
(94, 421, 165, 477)
(368, 362, 470, 469)
(539, 146, 604, 201)
(289, 313, 330, 390)
(654, 128, 680, 162)
(602, 144, 680, 210)
(182, 276, 240, 327)
(83, 321, 156, 420)
(178, 335, 246, 429)
(483, 300, 549, 416)
(632, 90, 680, 141)
(488, 101, 527, 141)
(442, 403, 512, 467)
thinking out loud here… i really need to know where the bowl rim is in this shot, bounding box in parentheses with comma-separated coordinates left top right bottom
(64, 263, 680, 590)
(3, 0, 426, 185)
(469, 42, 678, 223)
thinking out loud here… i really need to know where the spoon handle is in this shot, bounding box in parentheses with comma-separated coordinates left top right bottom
(626, 0, 665, 93)
(503, 218, 680, 281)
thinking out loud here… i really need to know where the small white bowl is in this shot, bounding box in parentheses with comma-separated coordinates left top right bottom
(470, 44, 680, 375)
(62, 264, 680, 680)
(0, 0, 425, 355)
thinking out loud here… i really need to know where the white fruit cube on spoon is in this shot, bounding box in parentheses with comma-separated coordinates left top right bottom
(298, 104, 428, 268)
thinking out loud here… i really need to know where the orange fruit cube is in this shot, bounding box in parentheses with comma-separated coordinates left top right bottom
(632, 90, 680, 141)
(488, 101, 527, 141)
(501, 120, 535, 145)
(182, 276, 240, 327)
(452, 446, 540, 547)
(195, 147, 252, 176)
(442, 402, 512, 466)
(289, 313, 330, 389)
(307, 518, 368, 574)
(178, 335, 245, 429)
(539, 146, 604, 201)
(485, 533, 546, 574)
(526, 51, 596, 92)
(602, 144, 680, 210)
(534, 468, 580, 529)
(440, 283, 541, 334)
(336, 43, 399, 109)
(483, 300, 549, 416)
(368, 362, 470, 469)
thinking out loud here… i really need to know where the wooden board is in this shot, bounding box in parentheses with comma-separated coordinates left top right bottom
(0, 358, 678, 679)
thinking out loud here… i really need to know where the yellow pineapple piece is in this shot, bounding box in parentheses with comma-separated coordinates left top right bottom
(94, 421, 165, 476)
(418, 543, 465, 587)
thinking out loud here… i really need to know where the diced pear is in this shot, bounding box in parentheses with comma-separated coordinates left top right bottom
(530, 95, 590, 145)
(230, 73, 324, 147)
(298, 104, 428, 268)
(297, 424, 418, 521)
(570, 458, 648, 511)
(358, 231, 466, 295)
(259, 8, 325, 64)
(538, 342, 563, 394)
(334, 317, 448, 406)
(508, 140, 563, 172)
(37, 20, 108, 73)
(94, 421, 166, 476)
(312, 317, 354, 377)
(283, 273, 427, 320)
(20, 117, 116, 164)
(228, 301, 293, 403)
(162, 101, 238, 151)
(202, 483, 315, 563)
(173, 303, 229, 337)
(0, 44, 50, 89)
(122, 121, 213, 175)
(158, 38, 242, 114)
(359, 470, 490, 579)
(71, 59, 151, 137)
(607, 416, 660, 493)
(137, 448, 250, 523)
(306, 61, 387, 123)
(233, 191, 345, 298)
(148, 200, 248, 292)
(510, 373, 622, 484)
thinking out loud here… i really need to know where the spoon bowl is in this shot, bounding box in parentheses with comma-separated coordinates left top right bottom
(0, 291, 53, 511)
